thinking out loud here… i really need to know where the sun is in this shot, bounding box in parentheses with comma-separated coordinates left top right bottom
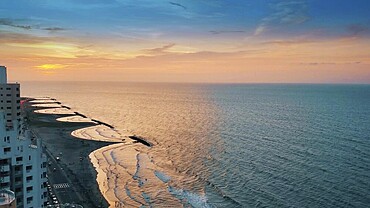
(35, 64, 68, 70)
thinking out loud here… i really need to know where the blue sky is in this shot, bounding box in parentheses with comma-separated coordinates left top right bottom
(2, 0, 369, 39)
(1, 0, 370, 83)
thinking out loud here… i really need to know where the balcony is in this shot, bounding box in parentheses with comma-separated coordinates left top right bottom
(14, 170, 22, 176)
(1, 176, 10, 183)
(0, 164, 10, 172)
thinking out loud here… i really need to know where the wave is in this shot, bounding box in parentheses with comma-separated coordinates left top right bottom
(30, 97, 232, 208)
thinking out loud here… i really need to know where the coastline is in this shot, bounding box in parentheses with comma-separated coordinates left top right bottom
(25, 97, 123, 207)
(25, 97, 197, 207)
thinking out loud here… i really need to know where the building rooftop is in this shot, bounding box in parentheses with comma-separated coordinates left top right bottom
(0, 189, 15, 205)
(0, 66, 7, 84)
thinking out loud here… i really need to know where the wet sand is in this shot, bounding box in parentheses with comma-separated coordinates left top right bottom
(25, 99, 114, 207)
(25, 98, 187, 207)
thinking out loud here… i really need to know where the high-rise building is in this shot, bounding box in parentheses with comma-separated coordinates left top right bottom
(0, 66, 47, 208)
(0, 66, 21, 133)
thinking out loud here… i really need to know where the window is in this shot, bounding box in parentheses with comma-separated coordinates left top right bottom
(4, 147, 11, 153)
(26, 165, 32, 171)
(27, 196, 33, 204)
(15, 177, 22, 182)
(6, 87, 10, 90)
(15, 187, 22, 192)
(16, 156, 22, 162)
(3, 136, 10, 143)
(27, 176, 33, 181)
(29, 155, 31, 160)
(26, 186, 33, 192)
(6, 94, 11, 96)
(0, 182, 9, 187)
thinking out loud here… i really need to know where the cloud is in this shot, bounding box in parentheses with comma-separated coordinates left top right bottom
(0, 31, 55, 44)
(43, 27, 66, 32)
(0, 18, 32, 30)
(300, 62, 362, 66)
(169, 2, 187, 10)
(209, 30, 245, 35)
(347, 24, 368, 36)
(262, 39, 314, 46)
(0, 18, 66, 32)
(254, 0, 309, 35)
(143, 43, 176, 55)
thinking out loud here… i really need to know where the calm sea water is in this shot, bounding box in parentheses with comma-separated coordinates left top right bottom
(23, 82, 370, 207)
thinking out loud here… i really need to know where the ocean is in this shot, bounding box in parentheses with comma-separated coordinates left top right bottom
(22, 82, 370, 207)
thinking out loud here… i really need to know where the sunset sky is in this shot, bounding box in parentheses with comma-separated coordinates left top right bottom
(1, 0, 370, 83)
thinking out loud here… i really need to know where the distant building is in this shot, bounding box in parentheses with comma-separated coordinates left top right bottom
(0, 66, 47, 208)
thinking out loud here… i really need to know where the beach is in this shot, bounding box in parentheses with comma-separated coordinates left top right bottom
(25, 97, 186, 207)
(25, 98, 117, 207)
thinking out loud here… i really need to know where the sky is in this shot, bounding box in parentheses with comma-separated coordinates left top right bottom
(1, 0, 370, 83)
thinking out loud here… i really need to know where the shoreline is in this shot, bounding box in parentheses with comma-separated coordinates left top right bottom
(25, 97, 189, 207)
(24, 97, 124, 207)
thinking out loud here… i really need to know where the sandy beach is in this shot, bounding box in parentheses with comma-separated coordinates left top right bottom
(24, 98, 115, 207)
(24, 97, 193, 207)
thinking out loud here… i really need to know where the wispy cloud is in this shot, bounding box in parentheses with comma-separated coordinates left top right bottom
(209, 30, 245, 35)
(43, 27, 67, 32)
(0, 18, 67, 33)
(0, 31, 58, 44)
(169, 2, 187, 10)
(255, 0, 309, 35)
(347, 24, 368, 36)
(262, 38, 314, 46)
(0, 18, 32, 30)
(143, 43, 176, 55)
(300, 61, 362, 65)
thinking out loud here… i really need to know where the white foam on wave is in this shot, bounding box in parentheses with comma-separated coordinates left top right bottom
(32, 103, 62, 108)
(30, 99, 56, 103)
(90, 141, 186, 207)
(168, 186, 213, 208)
(71, 125, 126, 143)
(34, 107, 75, 115)
(89, 143, 144, 207)
(56, 115, 95, 123)
(154, 170, 171, 183)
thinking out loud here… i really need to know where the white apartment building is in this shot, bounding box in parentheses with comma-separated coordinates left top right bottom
(0, 66, 48, 208)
